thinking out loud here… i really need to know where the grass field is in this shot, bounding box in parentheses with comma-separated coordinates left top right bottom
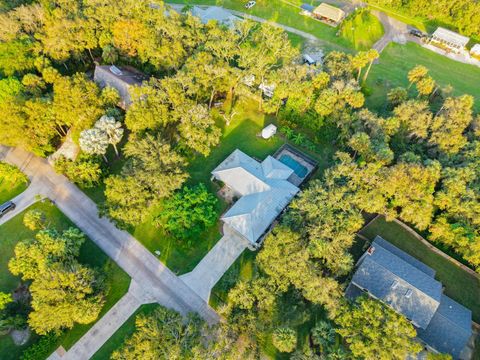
(366, 42, 480, 113)
(0, 201, 130, 360)
(0, 166, 28, 204)
(359, 216, 480, 323)
(339, 9, 384, 50)
(166, 0, 353, 53)
(91, 303, 160, 360)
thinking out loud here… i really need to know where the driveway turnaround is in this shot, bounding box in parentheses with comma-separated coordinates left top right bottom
(181, 225, 250, 301)
(0, 146, 219, 359)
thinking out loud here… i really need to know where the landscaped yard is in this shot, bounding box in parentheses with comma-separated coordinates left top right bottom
(359, 216, 480, 323)
(91, 303, 160, 360)
(0, 201, 130, 360)
(366, 42, 480, 113)
(339, 9, 384, 50)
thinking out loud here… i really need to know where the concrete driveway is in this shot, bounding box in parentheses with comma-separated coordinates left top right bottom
(181, 225, 250, 302)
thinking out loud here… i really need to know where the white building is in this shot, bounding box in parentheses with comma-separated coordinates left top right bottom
(212, 149, 299, 248)
(430, 27, 470, 54)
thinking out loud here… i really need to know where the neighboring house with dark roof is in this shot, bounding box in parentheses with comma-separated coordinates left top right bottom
(93, 65, 147, 109)
(346, 236, 472, 359)
(211, 149, 299, 249)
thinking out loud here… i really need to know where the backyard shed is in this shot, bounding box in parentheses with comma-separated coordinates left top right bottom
(312, 3, 345, 25)
(261, 124, 277, 139)
(300, 3, 315, 15)
(430, 27, 470, 53)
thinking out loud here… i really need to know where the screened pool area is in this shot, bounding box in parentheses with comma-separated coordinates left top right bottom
(279, 154, 308, 178)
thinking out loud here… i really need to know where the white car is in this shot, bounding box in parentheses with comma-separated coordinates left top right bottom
(245, 1, 256, 9)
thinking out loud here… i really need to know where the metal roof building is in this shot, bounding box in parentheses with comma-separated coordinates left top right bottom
(312, 3, 345, 24)
(191, 6, 240, 28)
(346, 236, 472, 359)
(430, 27, 470, 53)
(94, 65, 146, 109)
(212, 149, 299, 247)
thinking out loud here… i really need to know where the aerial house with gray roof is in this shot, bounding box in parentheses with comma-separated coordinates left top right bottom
(211, 149, 301, 249)
(346, 236, 473, 359)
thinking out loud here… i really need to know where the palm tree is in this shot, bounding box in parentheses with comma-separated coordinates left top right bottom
(292, 132, 305, 145)
(95, 115, 124, 156)
(362, 49, 380, 83)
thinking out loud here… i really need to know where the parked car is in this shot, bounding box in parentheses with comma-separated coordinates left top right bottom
(245, 1, 256, 9)
(0, 201, 16, 218)
(409, 29, 425, 38)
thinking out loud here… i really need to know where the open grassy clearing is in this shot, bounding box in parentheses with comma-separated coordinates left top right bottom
(366, 42, 480, 113)
(359, 216, 480, 323)
(339, 9, 384, 50)
(166, 0, 353, 53)
(91, 303, 160, 360)
(0, 201, 130, 360)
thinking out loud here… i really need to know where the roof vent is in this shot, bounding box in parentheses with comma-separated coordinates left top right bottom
(405, 289, 413, 298)
(109, 65, 123, 76)
(367, 246, 375, 255)
(391, 280, 399, 289)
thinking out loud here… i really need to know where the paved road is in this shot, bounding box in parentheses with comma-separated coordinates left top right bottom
(0, 146, 220, 358)
(181, 226, 249, 301)
(371, 9, 408, 52)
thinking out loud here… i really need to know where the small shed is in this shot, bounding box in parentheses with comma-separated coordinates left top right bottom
(261, 124, 277, 139)
(312, 3, 345, 24)
(93, 65, 147, 109)
(300, 3, 315, 15)
(303, 54, 316, 65)
(470, 44, 480, 56)
(430, 27, 470, 53)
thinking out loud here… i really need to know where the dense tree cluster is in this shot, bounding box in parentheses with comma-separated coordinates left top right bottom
(9, 227, 105, 334)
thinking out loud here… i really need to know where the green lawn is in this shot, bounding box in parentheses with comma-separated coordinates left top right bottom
(359, 216, 480, 323)
(0, 201, 130, 360)
(166, 0, 353, 53)
(339, 9, 384, 50)
(366, 42, 480, 113)
(91, 303, 160, 360)
(0, 176, 27, 205)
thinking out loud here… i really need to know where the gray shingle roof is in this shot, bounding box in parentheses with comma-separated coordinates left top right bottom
(212, 149, 299, 244)
(352, 237, 442, 328)
(417, 295, 472, 359)
(349, 236, 472, 358)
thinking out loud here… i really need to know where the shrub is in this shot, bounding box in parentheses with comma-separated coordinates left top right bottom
(154, 183, 218, 241)
(54, 155, 103, 188)
(21, 332, 60, 360)
(23, 209, 46, 231)
(272, 327, 297, 353)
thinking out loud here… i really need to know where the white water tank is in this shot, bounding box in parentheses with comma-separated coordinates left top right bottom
(261, 124, 277, 139)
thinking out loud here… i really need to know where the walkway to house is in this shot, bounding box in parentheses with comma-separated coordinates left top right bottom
(181, 225, 250, 301)
(0, 146, 220, 359)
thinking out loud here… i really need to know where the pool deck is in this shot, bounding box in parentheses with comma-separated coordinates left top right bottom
(273, 144, 317, 186)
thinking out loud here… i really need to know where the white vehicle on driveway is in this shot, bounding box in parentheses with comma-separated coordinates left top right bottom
(245, 1, 256, 9)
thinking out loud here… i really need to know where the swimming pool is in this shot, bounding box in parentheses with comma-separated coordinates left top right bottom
(279, 154, 308, 178)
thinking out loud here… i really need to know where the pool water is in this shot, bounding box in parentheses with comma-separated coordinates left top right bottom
(279, 154, 308, 178)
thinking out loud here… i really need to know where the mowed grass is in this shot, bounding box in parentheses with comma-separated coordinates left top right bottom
(0, 201, 130, 360)
(359, 216, 480, 323)
(0, 175, 27, 204)
(366, 42, 480, 113)
(91, 303, 160, 360)
(166, 0, 353, 52)
(339, 9, 384, 50)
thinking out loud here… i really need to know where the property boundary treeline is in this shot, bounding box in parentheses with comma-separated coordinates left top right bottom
(359, 214, 480, 278)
